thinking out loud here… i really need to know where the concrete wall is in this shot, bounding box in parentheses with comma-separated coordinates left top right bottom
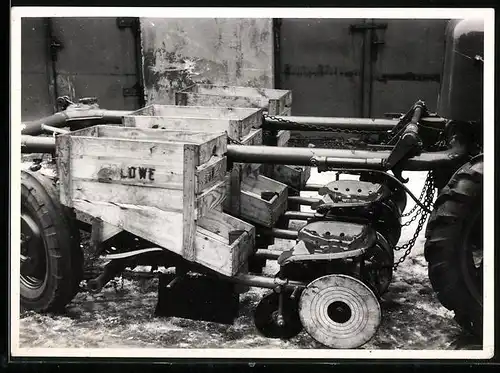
(140, 18, 274, 105)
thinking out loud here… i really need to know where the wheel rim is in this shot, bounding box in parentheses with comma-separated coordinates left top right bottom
(299, 274, 381, 349)
(20, 210, 48, 292)
(461, 208, 483, 306)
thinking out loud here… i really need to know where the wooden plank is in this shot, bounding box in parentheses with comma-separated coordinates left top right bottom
(133, 104, 262, 120)
(197, 133, 227, 165)
(123, 116, 242, 140)
(241, 128, 263, 146)
(97, 125, 224, 146)
(182, 144, 197, 261)
(281, 107, 292, 116)
(239, 128, 263, 178)
(55, 134, 72, 207)
(238, 108, 263, 136)
(73, 199, 184, 254)
(194, 228, 234, 276)
(231, 229, 255, 275)
(195, 156, 227, 194)
(176, 92, 270, 111)
(90, 218, 123, 254)
(276, 130, 291, 147)
(270, 164, 311, 190)
(195, 177, 228, 220)
(69, 136, 186, 163)
(224, 163, 242, 216)
(197, 208, 255, 239)
(71, 179, 184, 212)
(71, 157, 184, 190)
(268, 99, 280, 116)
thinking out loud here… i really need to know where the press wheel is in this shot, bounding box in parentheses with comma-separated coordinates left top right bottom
(299, 274, 381, 349)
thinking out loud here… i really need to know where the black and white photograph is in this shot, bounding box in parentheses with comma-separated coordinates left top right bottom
(10, 7, 495, 360)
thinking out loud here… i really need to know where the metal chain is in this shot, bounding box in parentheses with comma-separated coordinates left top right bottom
(264, 115, 389, 147)
(393, 172, 436, 270)
(401, 179, 430, 218)
(401, 208, 425, 227)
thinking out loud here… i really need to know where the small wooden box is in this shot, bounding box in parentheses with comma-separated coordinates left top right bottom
(239, 174, 288, 228)
(123, 104, 263, 141)
(196, 209, 256, 276)
(56, 125, 228, 262)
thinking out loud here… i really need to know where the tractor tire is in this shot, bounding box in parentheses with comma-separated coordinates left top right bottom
(20, 170, 83, 312)
(424, 158, 483, 337)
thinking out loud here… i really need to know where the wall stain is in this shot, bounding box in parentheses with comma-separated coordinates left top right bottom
(141, 18, 273, 104)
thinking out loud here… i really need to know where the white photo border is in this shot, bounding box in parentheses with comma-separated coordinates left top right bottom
(9, 6, 496, 360)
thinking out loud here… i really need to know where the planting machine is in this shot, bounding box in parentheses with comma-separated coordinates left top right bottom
(18, 19, 484, 348)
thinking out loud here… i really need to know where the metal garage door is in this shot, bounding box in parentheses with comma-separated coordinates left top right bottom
(21, 17, 143, 121)
(276, 18, 448, 118)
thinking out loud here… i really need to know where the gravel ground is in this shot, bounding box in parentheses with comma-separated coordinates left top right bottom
(18, 163, 481, 351)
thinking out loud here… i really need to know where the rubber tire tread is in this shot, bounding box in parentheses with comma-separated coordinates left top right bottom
(424, 159, 483, 336)
(20, 170, 83, 312)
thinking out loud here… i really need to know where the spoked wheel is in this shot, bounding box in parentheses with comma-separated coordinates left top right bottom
(20, 170, 83, 312)
(424, 159, 483, 337)
(254, 290, 303, 339)
(299, 274, 381, 349)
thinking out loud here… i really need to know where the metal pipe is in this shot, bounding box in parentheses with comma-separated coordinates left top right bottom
(40, 124, 70, 135)
(21, 135, 57, 153)
(267, 228, 299, 240)
(263, 115, 397, 131)
(302, 184, 323, 192)
(20, 135, 468, 172)
(232, 273, 306, 290)
(288, 196, 321, 206)
(227, 145, 388, 168)
(283, 211, 319, 221)
(254, 249, 282, 260)
(21, 109, 132, 136)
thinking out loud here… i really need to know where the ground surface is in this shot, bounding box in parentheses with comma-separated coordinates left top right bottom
(18, 163, 480, 350)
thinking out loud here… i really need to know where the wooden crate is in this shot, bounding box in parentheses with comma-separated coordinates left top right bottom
(175, 84, 310, 191)
(175, 84, 292, 115)
(123, 104, 263, 142)
(56, 125, 229, 263)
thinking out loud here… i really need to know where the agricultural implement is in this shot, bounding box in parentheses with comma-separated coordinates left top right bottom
(19, 19, 484, 348)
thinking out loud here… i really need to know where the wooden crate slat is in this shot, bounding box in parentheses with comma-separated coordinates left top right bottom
(73, 199, 184, 254)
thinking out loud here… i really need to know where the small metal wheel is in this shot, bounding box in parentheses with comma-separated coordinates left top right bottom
(254, 290, 303, 339)
(299, 274, 381, 349)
